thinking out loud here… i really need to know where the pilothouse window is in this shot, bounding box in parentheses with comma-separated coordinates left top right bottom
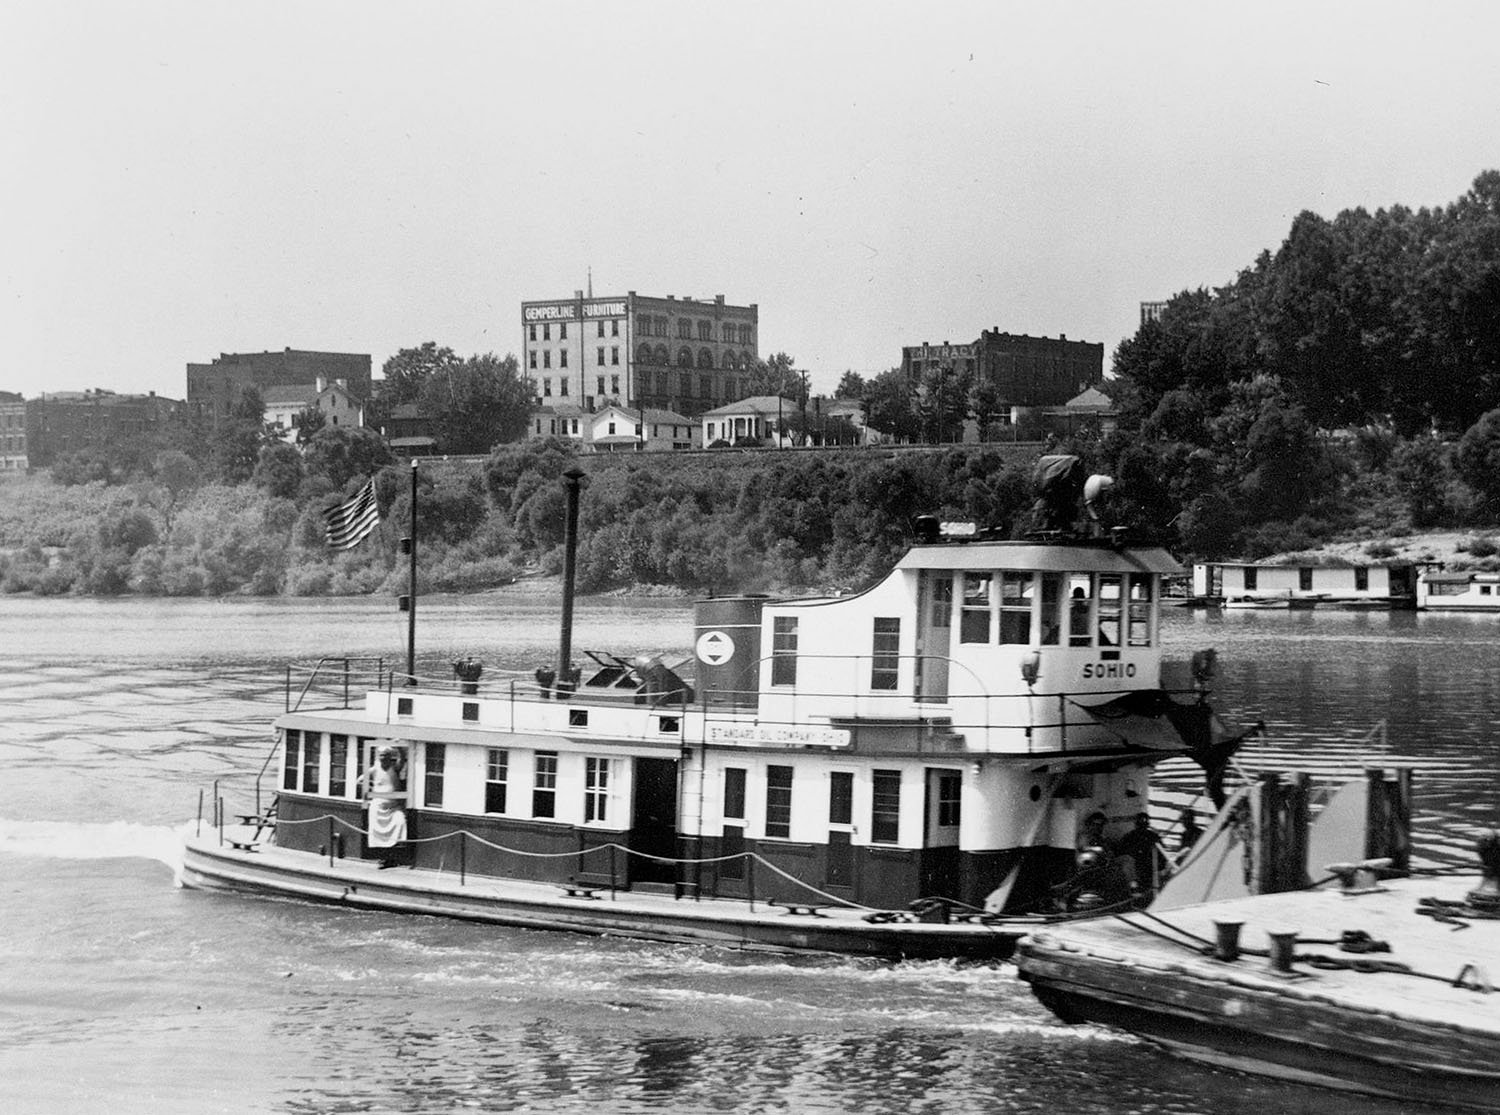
(771, 617, 798, 686)
(960, 573, 991, 643)
(1128, 576, 1154, 647)
(999, 572, 1034, 645)
(1068, 574, 1093, 647)
(1098, 575, 1122, 647)
(871, 618, 900, 690)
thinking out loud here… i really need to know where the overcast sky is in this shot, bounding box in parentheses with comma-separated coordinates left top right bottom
(3, 1, 1496, 401)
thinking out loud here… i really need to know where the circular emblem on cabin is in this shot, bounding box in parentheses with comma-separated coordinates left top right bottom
(696, 630, 736, 666)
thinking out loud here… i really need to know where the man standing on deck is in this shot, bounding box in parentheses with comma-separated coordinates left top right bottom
(365, 743, 408, 868)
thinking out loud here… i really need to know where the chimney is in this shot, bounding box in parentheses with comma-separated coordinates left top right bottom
(316, 375, 327, 393)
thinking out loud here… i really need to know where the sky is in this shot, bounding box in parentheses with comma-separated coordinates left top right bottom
(2, 1, 1498, 401)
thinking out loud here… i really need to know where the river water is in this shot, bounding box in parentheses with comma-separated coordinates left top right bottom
(3, 594, 1498, 1114)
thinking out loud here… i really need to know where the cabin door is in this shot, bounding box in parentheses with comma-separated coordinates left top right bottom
(629, 757, 679, 885)
(916, 573, 953, 702)
(919, 768, 962, 899)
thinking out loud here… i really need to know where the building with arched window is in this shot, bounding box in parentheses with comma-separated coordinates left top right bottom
(522, 290, 758, 418)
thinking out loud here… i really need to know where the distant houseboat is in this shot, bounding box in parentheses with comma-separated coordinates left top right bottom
(1416, 569, 1500, 611)
(1193, 562, 1415, 610)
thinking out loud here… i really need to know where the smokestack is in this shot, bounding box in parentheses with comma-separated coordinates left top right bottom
(557, 467, 586, 691)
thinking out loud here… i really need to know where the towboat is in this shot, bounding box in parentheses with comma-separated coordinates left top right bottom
(1017, 768, 1500, 1110)
(182, 457, 1241, 958)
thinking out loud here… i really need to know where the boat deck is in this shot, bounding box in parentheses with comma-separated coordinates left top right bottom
(1016, 873, 1500, 1105)
(183, 824, 1038, 960)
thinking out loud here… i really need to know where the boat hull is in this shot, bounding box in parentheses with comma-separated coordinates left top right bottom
(182, 831, 1030, 959)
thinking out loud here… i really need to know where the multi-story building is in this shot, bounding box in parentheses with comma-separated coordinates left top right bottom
(522, 290, 758, 419)
(902, 331, 1103, 410)
(0, 391, 28, 471)
(186, 348, 372, 422)
(528, 404, 699, 452)
(24, 390, 182, 467)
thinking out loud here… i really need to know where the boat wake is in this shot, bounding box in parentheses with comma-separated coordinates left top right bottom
(0, 817, 188, 876)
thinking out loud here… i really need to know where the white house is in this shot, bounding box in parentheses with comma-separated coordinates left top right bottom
(701, 395, 797, 447)
(587, 405, 700, 452)
(264, 378, 364, 443)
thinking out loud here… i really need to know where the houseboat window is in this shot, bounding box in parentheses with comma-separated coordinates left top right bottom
(1097, 574, 1122, 647)
(282, 730, 300, 791)
(871, 618, 900, 690)
(960, 573, 992, 644)
(485, 749, 508, 814)
(829, 771, 853, 826)
(1299, 568, 1313, 591)
(301, 732, 320, 794)
(771, 617, 798, 686)
(871, 770, 901, 844)
(936, 771, 962, 827)
(1244, 567, 1258, 591)
(723, 768, 747, 820)
(930, 576, 953, 628)
(424, 743, 446, 808)
(1068, 574, 1093, 647)
(1039, 573, 1062, 645)
(1127, 576, 1154, 647)
(1355, 567, 1369, 591)
(765, 765, 793, 838)
(329, 734, 348, 798)
(584, 757, 610, 822)
(999, 572, 1034, 645)
(533, 751, 558, 818)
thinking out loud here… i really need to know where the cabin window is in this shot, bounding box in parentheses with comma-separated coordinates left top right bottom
(999, 572, 1034, 645)
(283, 730, 300, 791)
(485, 749, 508, 813)
(533, 751, 558, 818)
(771, 617, 798, 686)
(936, 771, 962, 827)
(1355, 567, 1369, 591)
(1128, 576, 1154, 647)
(424, 743, 446, 808)
(301, 732, 320, 794)
(765, 765, 793, 838)
(329, 734, 348, 798)
(723, 767, 747, 820)
(1068, 574, 1093, 647)
(871, 618, 901, 690)
(1299, 568, 1313, 591)
(871, 770, 901, 844)
(397, 696, 413, 716)
(1039, 573, 1062, 645)
(584, 757, 610, 822)
(1097, 575, 1122, 647)
(1244, 567, 1258, 591)
(829, 771, 854, 826)
(960, 573, 992, 643)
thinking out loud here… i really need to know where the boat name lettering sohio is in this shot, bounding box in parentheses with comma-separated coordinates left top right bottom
(705, 724, 852, 749)
(1081, 662, 1138, 679)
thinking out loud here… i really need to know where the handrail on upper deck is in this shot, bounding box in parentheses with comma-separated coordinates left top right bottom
(285, 656, 388, 713)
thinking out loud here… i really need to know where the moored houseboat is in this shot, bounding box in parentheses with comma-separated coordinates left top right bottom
(1194, 561, 1416, 610)
(1416, 568, 1500, 611)
(182, 457, 1242, 958)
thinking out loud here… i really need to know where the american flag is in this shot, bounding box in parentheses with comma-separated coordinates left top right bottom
(323, 479, 380, 549)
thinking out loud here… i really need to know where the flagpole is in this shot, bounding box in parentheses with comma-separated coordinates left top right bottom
(406, 459, 418, 686)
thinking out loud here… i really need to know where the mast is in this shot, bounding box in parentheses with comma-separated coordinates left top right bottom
(406, 458, 418, 684)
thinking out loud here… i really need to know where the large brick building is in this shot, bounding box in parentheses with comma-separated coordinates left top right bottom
(902, 330, 1103, 409)
(522, 291, 759, 418)
(0, 391, 27, 471)
(186, 348, 371, 422)
(24, 390, 182, 467)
